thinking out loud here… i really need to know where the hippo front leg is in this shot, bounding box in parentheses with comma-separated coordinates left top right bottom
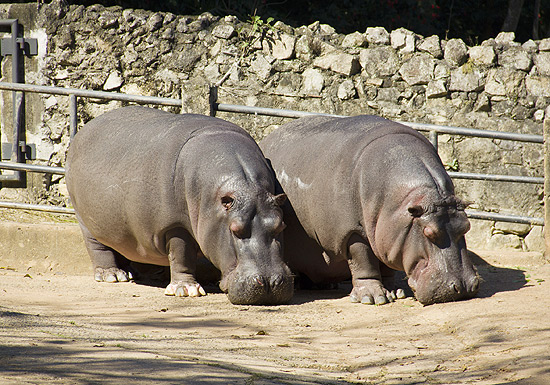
(347, 234, 405, 305)
(163, 231, 207, 297)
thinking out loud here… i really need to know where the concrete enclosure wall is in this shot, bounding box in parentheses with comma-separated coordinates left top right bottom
(0, 1, 549, 253)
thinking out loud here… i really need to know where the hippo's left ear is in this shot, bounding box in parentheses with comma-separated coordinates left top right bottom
(272, 193, 287, 206)
(408, 205, 424, 218)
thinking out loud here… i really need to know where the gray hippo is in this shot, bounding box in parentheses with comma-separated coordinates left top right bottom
(260, 115, 480, 305)
(66, 106, 293, 305)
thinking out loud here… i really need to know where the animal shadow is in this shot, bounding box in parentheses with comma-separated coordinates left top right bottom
(468, 250, 528, 298)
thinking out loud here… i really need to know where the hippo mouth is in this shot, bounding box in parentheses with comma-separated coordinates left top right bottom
(407, 258, 480, 305)
(219, 269, 295, 305)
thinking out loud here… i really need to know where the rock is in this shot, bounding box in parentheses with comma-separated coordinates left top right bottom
(444, 38, 468, 67)
(498, 47, 532, 71)
(525, 76, 550, 97)
(434, 62, 451, 79)
(301, 68, 324, 95)
(337, 79, 356, 100)
(103, 71, 123, 90)
(485, 68, 524, 96)
(313, 51, 360, 76)
(488, 233, 523, 250)
(271, 33, 296, 60)
(365, 27, 390, 45)
(469, 46, 495, 66)
(251, 55, 272, 81)
(342, 32, 366, 48)
(539, 38, 550, 51)
(474, 93, 490, 112)
(319, 24, 336, 35)
(212, 24, 235, 39)
(493, 221, 531, 236)
(295, 35, 313, 61)
(449, 64, 484, 92)
(534, 109, 545, 121)
(495, 31, 516, 46)
(534, 52, 550, 76)
(146, 13, 163, 32)
(203, 62, 220, 81)
(359, 46, 400, 77)
(524, 225, 545, 252)
(426, 79, 447, 98)
(390, 28, 416, 53)
(399, 53, 435, 85)
(522, 39, 538, 53)
(417, 35, 442, 58)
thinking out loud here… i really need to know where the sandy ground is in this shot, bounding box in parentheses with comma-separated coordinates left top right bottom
(1, 252, 550, 385)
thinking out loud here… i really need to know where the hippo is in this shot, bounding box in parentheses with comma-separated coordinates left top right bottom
(66, 106, 293, 305)
(260, 115, 480, 305)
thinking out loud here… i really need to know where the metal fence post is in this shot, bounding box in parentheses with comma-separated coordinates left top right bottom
(544, 110, 550, 260)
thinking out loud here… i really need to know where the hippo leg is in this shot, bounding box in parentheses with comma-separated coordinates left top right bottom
(347, 234, 398, 305)
(78, 220, 132, 283)
(163, 230, 207, 297)
(380, 263, 407, 300)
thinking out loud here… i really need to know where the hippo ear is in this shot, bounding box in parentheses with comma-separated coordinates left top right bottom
(408, 205, 424, 218)
(272, 193, 287, 206)
(221, 195, 234, 211)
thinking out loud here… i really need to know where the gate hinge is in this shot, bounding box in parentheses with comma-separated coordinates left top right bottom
(1, 37, 38, 56)
(2, 142, 36, 160)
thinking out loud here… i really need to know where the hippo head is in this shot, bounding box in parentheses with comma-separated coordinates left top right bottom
(399, 196, 480, 305)
(215, 189, 294, 305)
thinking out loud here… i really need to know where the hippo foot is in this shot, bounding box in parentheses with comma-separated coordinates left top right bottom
(95, 267, 133, 283)
(164, 281, 207, 297)
(349, 279, 406, 305)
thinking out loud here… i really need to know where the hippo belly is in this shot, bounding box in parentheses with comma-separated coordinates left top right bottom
(66, 106, 293, 305)
(260, 115, 480, 305)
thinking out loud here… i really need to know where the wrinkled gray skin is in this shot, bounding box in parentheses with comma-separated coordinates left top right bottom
(260, 115, 480, 305)
(66, 106, 293, 305)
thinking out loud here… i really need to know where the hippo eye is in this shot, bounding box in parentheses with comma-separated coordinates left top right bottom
(408, 205, 424, 218)
(221, 196, 234, 210)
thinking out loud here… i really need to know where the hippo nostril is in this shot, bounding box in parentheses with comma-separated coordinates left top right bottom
(471, 280, 479, 292)
(451, 282, 462, 294)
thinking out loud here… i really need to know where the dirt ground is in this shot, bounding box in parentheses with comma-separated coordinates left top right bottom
(1, 248, 550, 385)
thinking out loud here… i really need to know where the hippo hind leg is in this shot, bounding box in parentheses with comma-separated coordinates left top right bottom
(78, 220, 133, 283)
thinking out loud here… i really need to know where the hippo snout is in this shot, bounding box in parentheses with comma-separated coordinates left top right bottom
(221, 270, 294, 305)
(411, 272, 480, 305)
(226, 274, 295, 305)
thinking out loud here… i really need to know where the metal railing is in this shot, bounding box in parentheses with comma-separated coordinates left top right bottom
(0, 82, 544, 226)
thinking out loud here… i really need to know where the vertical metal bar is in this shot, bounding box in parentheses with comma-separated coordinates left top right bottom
(544, 113, 550, 260)
(429, 130, 438, 152)
(209, 86, 218, 117)
(69, 94, 77, 140)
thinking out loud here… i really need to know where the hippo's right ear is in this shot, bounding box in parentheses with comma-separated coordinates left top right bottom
(221, 195, 235, 211)
(272, 193, 287, 206)
(408, 205, 424, 218)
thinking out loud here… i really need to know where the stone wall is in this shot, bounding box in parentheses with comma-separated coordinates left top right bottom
(1, 1, 549, 253)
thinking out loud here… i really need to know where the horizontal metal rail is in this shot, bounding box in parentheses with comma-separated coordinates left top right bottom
(400, 121, 543, 144)
(0, 200, 74, 214)
(448, 172, 544, 184)
(216, 103, 342, 119)
(0, 161, 65, 175)
(465, 210, 544, 226)
(214, 102, 543, 144)
(0, 82, 183, 107)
